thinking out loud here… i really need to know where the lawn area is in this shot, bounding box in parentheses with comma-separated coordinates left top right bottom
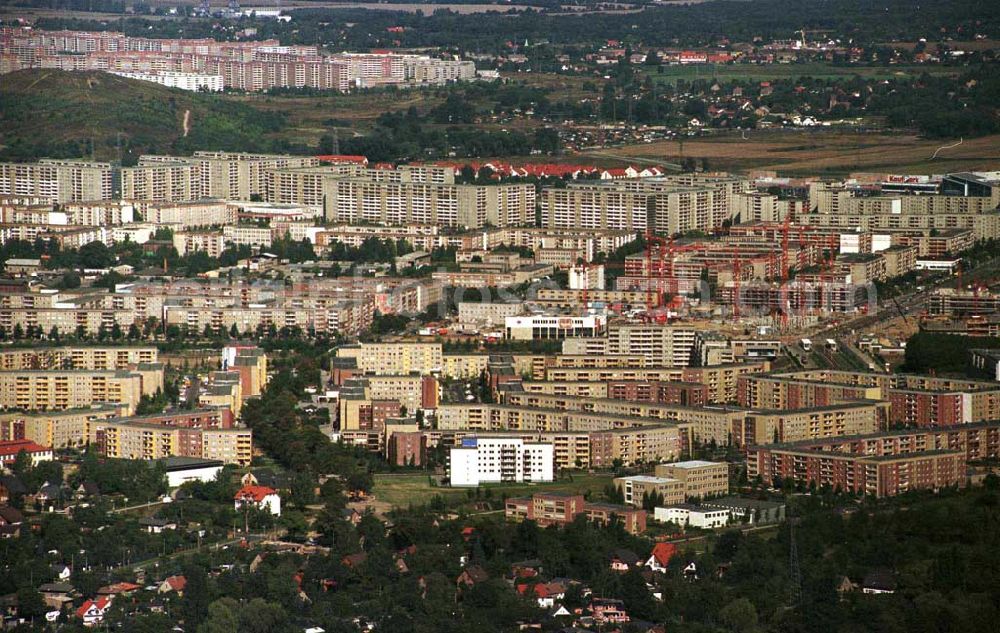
(373, 471, 616, 510)
(645, 62, 960, 84)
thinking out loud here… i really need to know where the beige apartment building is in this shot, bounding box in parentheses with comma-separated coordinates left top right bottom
(654, 460, 729, 499)
(613, 474, 686, 507)
(539, 362, 769, 404)
(136, 152, 320, 201)
(734, 401, 891, 447)
(541, 185, 652, 232)
(164, 299, 373, 336)
(0, 404, 127, 449)
(89, 420, 252, 465)
(173, 231, 226, 257)
(132, 199, 235, 228)
(0, 159, 113, 203)
(268, 164, 534, 229)
(322, 179, 535, 229)
(0, 369, 149, 415)
(121, 160, 201, 201)
(500, 391, 745, 445)
(222, 225, 273, 248)
(425, 425, 683, 469)
(338, 342, 444, 375)
(0, 346, 158, 371)
(562, 323, 699, 367)
(542, 174, 746, 235)
(733, 191, 805, 223)
(62, 201, 136, 225)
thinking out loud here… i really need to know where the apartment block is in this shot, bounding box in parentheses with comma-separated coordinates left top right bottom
(739, 370, 1000, 427)
(88, 408, 250, 465)
(734, 401, 890, 447)
(173, 231, 226, 257)
(0, 369, 150, 415)
(613, 475, 685, 507)
(750, 448, 964, 497)
(434, 404, 688, 466)
(540, 362, 769, 404)
(0, 404, 127, 449)
(337, 343, 443, 376)
(121, 160, 201, 201)
(0, 159, 113, 203)
(499, 391, 740, 445)
(0, 346, 158, 371)
(221, 345, 269, 398)
(133, 199, 234, 228)
(564, 323, 699, 367)
(653, 460, 729, 499)
(449, 436, 554, 486)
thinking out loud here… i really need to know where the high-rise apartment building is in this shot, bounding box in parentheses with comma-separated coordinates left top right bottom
(0, 159, 113, 203)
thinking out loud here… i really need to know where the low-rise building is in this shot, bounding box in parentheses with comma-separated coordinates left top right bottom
(654, 460, 729, 499)
(0, 439, 53, 467)
(654, 504, 730, 529)
(613, 475, 685, 507)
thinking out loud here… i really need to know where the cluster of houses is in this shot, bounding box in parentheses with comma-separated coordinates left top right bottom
(23, 573, 188, 627)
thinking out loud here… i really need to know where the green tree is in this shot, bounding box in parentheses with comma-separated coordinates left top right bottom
(182, 564, 211, 630)
(720, 597, 758, 633)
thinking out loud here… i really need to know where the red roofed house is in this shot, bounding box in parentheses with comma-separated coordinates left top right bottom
(0, 439, 53, 467)
(157, 575, 187, 595)
(97, 582, 141, 596)
(516, 581, 567, 608)
(645, 542, 677, 573)
(76, 596, 112, 627)
(234, 484, 281, 516)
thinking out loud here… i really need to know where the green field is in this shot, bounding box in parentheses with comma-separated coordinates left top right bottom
(646, 62, 961, 84)
(372, 472, 615, 509)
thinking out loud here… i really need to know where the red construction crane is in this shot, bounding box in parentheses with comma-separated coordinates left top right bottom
(645, 229, 669, 312)
(732, 245, 742, 319)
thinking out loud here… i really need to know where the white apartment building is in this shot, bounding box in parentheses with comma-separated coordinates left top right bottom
(449, 436, 554, 486)
(110, 71, 224, 91)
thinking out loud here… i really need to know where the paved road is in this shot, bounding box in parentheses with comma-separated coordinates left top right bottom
(810, 256, 1000, 340)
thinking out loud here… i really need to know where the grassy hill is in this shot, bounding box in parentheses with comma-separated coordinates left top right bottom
(0, 69, 293, 163)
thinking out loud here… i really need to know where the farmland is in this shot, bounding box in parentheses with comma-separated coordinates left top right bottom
(644, 62, 963, 84)
(594, 129, 1000, 175)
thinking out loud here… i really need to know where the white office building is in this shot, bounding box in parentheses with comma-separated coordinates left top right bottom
(448, 437, 554, 487)
(654, 505, 730, 529)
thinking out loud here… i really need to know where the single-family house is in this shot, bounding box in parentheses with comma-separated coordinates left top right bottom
(75, 596, 112, 627)
(157, 575, 186, 595)
(233, 484, 281, 516)
(645, 542, 677, 573)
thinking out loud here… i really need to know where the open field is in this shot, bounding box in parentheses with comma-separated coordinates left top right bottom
(645, 62, 963, 84)
(593, 129, 1000, 175)
(224, 89, 444, 147)
(372, 471, 615, 509)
